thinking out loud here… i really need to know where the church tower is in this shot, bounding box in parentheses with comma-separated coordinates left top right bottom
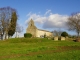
(26, 19, 37, 37)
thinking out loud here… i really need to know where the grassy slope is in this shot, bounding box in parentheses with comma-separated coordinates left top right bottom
(0, 38, 80, 60)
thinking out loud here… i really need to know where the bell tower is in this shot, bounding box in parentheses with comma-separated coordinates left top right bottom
(26, 19, 37, 37)
(28, 19, 35, 27)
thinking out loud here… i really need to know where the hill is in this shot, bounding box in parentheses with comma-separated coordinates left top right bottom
(0, 38, 80, 60)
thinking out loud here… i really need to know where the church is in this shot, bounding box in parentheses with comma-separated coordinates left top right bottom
(26, 19, 53, 37)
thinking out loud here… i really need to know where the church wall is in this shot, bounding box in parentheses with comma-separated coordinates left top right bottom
(45, 31, 53, 37)
(36, 29, 53, 37)
(27, 27, 37, 37)
(36, 29, 45, 37)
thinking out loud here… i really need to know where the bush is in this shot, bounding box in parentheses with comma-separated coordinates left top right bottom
(24, 33, 32, 38)
(61, 32, 68, 37)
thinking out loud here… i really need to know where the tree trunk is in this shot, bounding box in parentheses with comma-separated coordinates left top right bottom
(16, 32, 17, 38)
(77, 31, 79, 38)
(5, 33, 7, 40)
(5, 31, 8, 40)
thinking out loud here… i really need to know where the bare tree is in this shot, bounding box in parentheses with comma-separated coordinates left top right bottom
(0, 7, 18, 39)
(66, 12, 80, 37)
(16, 23, 23, 38)
(53, 29, 62, 37)
(53, 30, 58, 36)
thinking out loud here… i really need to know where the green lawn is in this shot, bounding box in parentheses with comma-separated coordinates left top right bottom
(0, 38, 80, 60)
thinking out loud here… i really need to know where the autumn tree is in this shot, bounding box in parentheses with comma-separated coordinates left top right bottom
(66, 12, 80, 37)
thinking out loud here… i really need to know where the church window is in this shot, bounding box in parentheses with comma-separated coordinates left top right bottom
(31, 24, 32, 26)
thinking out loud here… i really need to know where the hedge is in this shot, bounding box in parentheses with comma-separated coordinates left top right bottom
(24, 33, 32, 38)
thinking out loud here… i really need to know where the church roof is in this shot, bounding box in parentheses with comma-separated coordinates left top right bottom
(38, 29, 52, 33)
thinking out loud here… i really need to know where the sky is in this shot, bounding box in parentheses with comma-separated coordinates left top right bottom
(0, 0, 80, 37)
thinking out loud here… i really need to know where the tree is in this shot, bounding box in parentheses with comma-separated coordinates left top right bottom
(8, 11, 18, 37)
(0, 7, 18, 39)
(61, 31, 68, 37)
(53, 30, 62, 37)
(66, 12, 80, 37)
(15, 23, 23, 38)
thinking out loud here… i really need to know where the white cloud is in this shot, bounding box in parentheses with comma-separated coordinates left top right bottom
(25, 10, 68, 29)
(26, 13, 46, 24)
(44, 10, 52, 15)
(43, 14, 68, 28)
(27, 12, 32, 16)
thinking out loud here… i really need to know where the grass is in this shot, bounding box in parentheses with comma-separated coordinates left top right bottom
(0, 38, 80, 60)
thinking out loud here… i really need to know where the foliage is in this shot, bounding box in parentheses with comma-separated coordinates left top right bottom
(24, 33, 32, 38)
(61, 32, 68, 37)
(44, 34, 46, 38)
(8, 11, 18, 36)
(66, 12, 80, 37)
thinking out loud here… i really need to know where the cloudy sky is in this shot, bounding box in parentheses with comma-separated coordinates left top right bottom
(0, 0, 80, 37)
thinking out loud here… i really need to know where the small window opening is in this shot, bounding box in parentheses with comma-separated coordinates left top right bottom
(31, 24, 32, 26)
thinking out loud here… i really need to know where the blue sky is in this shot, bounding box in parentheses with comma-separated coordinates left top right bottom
(0, 0, 80, 37)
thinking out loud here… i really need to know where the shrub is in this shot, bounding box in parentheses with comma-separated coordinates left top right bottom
(44, 34, 46, 38)
(61, 32, 68, 37)
(24, 33, 32, 38)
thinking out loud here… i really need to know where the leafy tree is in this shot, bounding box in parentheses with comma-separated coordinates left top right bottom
(8, 11, 18, 37)
(66, 12, 80, 37)
(61, 32, 68, 37)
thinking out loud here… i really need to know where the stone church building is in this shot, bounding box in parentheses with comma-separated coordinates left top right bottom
(26, 19, 53, 37)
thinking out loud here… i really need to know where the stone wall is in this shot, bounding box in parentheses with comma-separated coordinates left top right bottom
(53, 36, 66, 41)
(61, 37, 65, 41)
(54, 37, 58, 41)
